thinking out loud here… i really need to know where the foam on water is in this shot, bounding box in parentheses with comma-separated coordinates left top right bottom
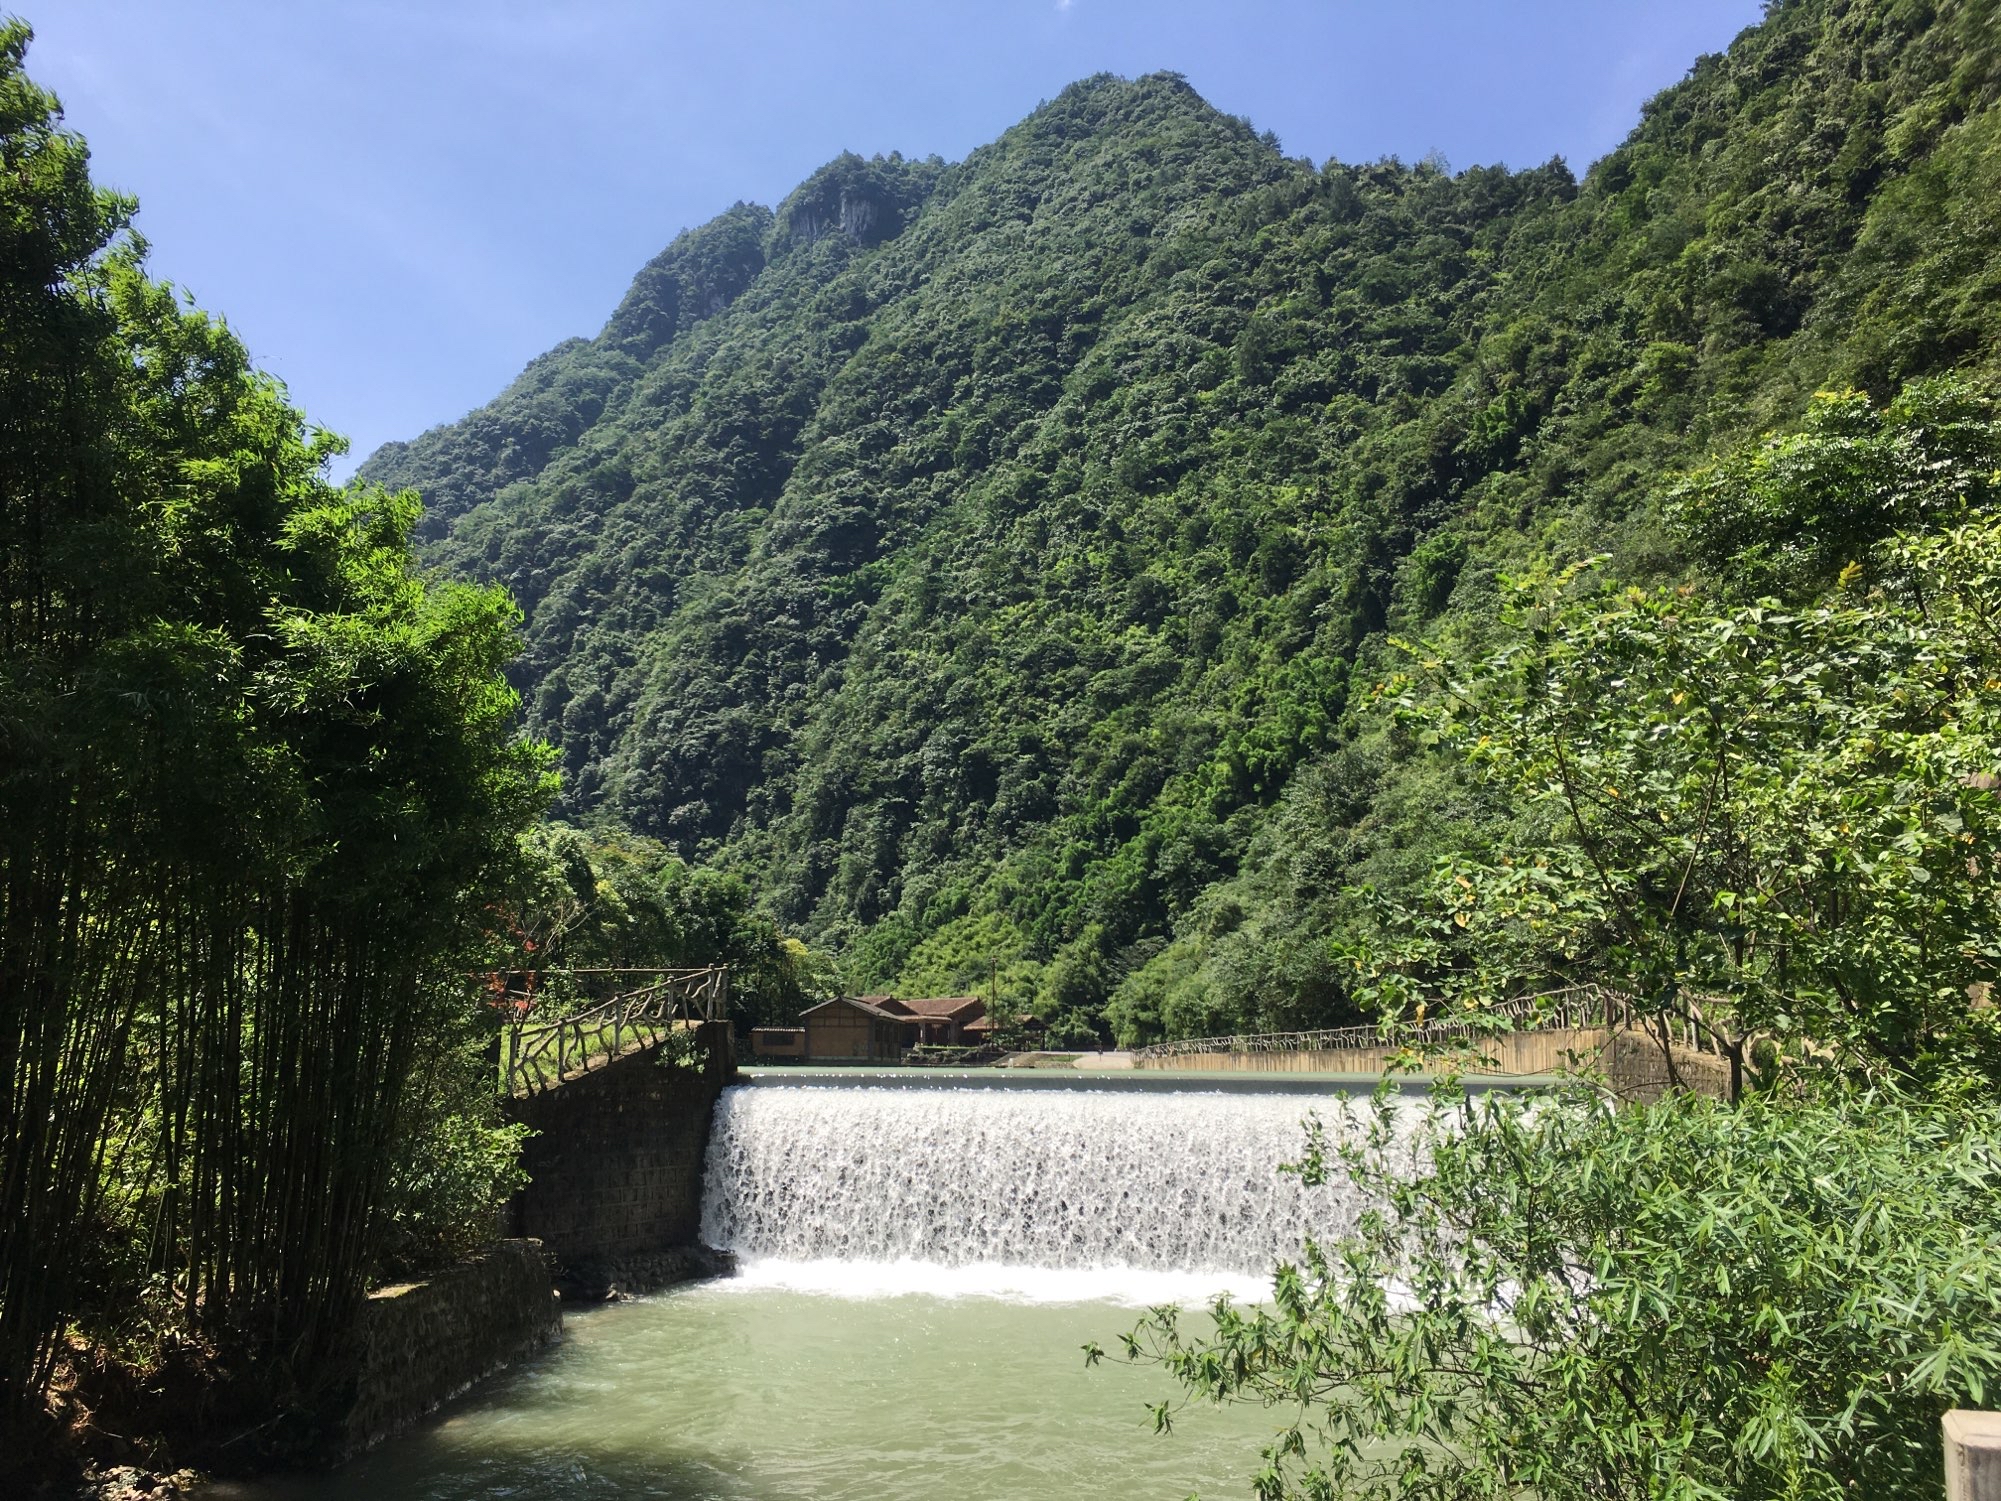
(700, 1079, 1381, 1299)
(714, 1255, 1276, 1305)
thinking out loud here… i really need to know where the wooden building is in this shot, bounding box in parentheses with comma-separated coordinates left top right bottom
(799, 994, 992, 1060)
(882, 994, 985, 1045)
(749, 1026, 807, 1060)
(801, 997, 906, 1061)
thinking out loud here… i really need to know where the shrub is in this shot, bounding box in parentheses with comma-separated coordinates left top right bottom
(1097, 1085, 2001, 1500)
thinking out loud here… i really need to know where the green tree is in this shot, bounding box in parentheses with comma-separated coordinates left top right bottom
(1670, 378, 2001, 599)
(1102, 383, 2001, 1498)
(1354, 388, 2001, 1093)
(489, 822, 831, 1030)
(1363, 575, 2001, 1091)
(0, 20, 146, 1446)
(0, 23, 548, 1461)
(1099, 1086, 2001, 1501)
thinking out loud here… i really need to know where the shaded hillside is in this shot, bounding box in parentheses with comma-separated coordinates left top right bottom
(363, 0, 2001, 1038)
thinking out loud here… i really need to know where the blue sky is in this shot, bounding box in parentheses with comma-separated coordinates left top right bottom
(32, 1, 1768, 479)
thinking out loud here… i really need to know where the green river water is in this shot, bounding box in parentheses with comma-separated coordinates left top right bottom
(212, 1276, 1283, 1501)
(203, 1075, 1437, 1500)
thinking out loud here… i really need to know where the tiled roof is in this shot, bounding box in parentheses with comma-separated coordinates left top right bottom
(800, 994, 989, 1026)
(963, 1012, 1040, 1032)
(801, 996, 904, 1022)
(897, 995, 985, 1021)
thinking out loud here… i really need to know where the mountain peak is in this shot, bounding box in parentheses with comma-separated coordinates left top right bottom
(774, 150, 944, 254)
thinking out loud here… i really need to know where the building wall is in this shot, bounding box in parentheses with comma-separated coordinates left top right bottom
(807, 1007, 867, 1059)
(805, 1004, 900, 1060)
(751, 1027, 807, 1058)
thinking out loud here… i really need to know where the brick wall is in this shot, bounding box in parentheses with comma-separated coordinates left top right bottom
(503, 1022, 732, 1274)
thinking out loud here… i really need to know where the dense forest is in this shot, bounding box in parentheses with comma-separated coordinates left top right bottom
(365, 0, 2001, 1045)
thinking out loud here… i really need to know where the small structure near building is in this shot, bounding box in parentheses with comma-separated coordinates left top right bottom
(799, 993, 998, 1061)
(880, 994, 985, 1045)
(964, 1011, 1043, 1046)
(749, 1026, 807, 1060)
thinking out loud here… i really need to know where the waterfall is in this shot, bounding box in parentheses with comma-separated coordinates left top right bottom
(699, 1078, 1388, 1296)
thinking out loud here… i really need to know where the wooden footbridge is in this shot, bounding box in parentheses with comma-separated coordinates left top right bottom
(495, 966, 730, 1096)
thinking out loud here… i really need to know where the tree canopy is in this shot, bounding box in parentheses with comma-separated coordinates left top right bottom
(0, 22, 548, 1466)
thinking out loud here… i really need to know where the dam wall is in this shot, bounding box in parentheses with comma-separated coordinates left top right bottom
(1137, 1026, 1614, 1079)
(1137, 1029, 1733, 1101)
(504, 1020, 736, 1293)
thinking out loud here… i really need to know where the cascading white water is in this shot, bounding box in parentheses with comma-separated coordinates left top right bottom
(700, 1079, 1387, 1295)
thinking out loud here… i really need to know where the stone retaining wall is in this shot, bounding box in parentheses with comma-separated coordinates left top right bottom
(331, 1025, 739, 1455)
(339, 1239, 560, 1457)
(503, 1020, 733, 1287)
(1141, 1027, 1615, 1078)
(1603, 1029, 1735, 1103)
(1139, 1026, 1735, 1102)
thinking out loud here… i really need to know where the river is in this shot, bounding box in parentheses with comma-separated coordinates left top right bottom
(212, 1071, 1430, 1501)
(212, 1272, 1287, 1501)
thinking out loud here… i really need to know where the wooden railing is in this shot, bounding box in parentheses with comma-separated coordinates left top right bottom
(1131, 985, 1729, 1064)
(501, 966, 728, 1096)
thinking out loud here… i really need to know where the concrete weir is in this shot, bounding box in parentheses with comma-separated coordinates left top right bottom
(1138, 1027, 1735, 1103)
(321, 1021, 1726, 1466)
(322, 1043, 1621, 1459)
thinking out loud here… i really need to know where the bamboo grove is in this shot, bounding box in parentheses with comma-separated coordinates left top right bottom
(0, 26, 548, 1460)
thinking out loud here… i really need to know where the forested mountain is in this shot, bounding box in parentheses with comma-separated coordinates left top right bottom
(362, 0, 2001, 1041)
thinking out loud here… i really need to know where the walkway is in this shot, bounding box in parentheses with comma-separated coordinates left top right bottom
(500, 966, 729, 1096)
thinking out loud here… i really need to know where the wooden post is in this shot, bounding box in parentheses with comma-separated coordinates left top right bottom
(1947, 1412, 2001, 1501)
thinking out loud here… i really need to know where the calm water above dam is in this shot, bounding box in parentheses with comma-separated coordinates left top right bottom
(219, 1074, 1427, 1501)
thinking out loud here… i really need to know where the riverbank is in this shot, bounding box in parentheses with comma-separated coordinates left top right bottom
(33, 1242, 568, 1498)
